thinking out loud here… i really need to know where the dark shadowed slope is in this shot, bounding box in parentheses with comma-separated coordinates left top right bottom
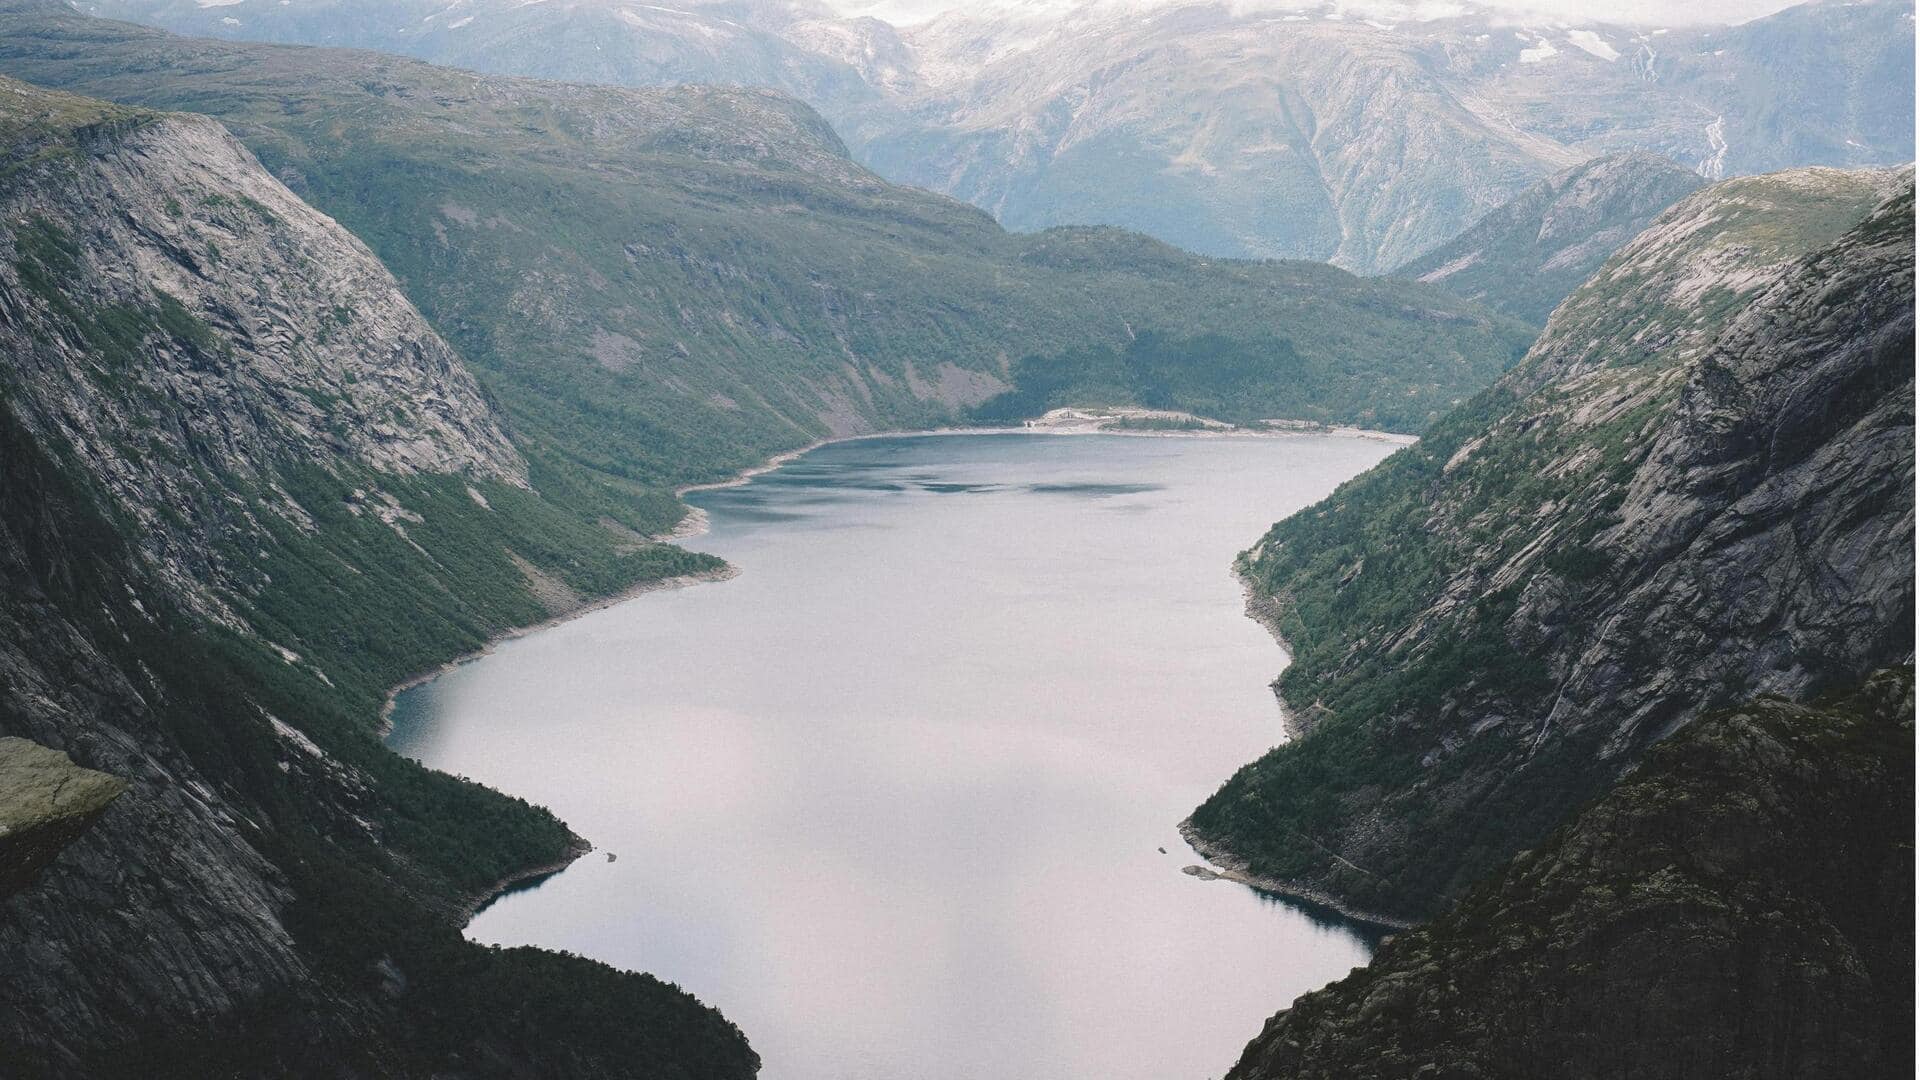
(1227, 669, 1914, 1080)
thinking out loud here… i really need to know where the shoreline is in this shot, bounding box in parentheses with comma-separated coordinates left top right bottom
(454, 836, 594, 925)
(1178, 821, 1415, 931)
(1235, 567, 1325, 741)
(670, 411, 1417, 532)
(1183, 569, 1416, 932)
(377, 564, 740, 736)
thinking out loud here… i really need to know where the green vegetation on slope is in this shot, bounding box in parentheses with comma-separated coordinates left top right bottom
(1190, 168, 1916, 921)
(971, 327, 1485, 431)
(1226, 669, 1916, 1080)
(1, 134, 715, 721)
(1392, 152, 1706, 325)
(0, 400, 755, 1077)
(0, 79, 751, 1074)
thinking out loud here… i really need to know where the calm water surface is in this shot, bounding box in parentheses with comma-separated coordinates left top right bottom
(389, 433, 1397, 1080)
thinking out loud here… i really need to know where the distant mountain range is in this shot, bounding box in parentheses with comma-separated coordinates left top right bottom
(78, 0, 1917, 272)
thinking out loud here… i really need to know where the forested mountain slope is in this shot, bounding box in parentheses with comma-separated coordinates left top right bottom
(1227, 669, 1914, 1080)
(1188, 166, 1916, 923)
(0, 0, 1533, 494)
(1393, 153, 1706, 325)
(0, 78, 750, 1077)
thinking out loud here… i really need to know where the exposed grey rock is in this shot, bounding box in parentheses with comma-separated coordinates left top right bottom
(0, 79, 762, 1077)
(1393, 152, 1707, 324)
(0, 78, 525, 625)
(1191, 165, 1916, 922)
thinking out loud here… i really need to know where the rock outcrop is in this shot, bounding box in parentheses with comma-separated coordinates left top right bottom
(1189, 166, 1915, 923)
(1393, 153, 1706, 324)
(0, 738, 125, 899)
(0, 78, 524, 625)
(1226, 669, 1915, 1080)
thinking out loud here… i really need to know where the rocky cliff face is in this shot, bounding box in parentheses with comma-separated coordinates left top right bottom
(1393, 152, 1705, 324)
(1226, 669, 1915, 1080)
(77, 0, 1918, 272)
(0, 79, 525, 626)
(0, 79, 753, 1077)
(1187, 165, 1915, 923)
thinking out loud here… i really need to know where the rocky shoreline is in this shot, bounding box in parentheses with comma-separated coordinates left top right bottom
(1235, 568, 1329, 741)
(1172, 568, 1417, 932)
(1178, 822, 1414, 931)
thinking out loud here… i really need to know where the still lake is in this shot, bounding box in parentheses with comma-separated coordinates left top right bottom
(388, 432, 1398, 1080)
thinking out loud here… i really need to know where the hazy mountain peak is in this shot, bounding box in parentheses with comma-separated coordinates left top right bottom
(70, 0, 1915, 270)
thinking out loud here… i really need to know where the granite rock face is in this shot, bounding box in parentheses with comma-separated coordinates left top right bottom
(1393, 153, 1706, 324)
(0, 77, 525, 624)
(1190, 166, 1916, 922)
(1226, 669, 1915, 1080)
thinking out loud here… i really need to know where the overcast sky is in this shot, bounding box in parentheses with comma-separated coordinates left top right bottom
(829, 0, 1815, 26)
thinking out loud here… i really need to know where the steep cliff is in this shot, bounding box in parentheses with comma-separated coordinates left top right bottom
(0, 74, 721, 711)
(1393, 153, 1706, 325)
(1226, 669, 1915, 1080)
(1188, 166, 1915, 923)
(0, 79, 752, 1077)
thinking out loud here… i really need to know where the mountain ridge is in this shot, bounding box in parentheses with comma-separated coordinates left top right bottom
(0, 0, 1537, 498)
(1392, 151, 1707, 324)
(74, 0, 1919, 272)
(1187, 163, 1915, 922)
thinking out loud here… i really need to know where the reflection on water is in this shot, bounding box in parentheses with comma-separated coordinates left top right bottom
(388, 433, 1399, 1080)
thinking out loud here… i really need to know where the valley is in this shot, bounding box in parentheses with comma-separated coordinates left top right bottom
(0, 2, 1911, 1077)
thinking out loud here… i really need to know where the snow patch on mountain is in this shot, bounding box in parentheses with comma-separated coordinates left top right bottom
(1567, 29, 1618, 60)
